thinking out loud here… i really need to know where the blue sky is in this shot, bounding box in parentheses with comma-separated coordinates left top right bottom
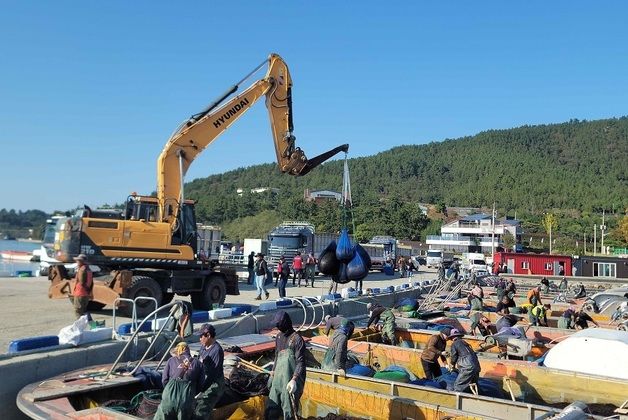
(1, 2, 626, 212)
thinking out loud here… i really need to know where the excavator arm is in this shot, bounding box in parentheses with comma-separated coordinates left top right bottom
(157, 53, 349, 222)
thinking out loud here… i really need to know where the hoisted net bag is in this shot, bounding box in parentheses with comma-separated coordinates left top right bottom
(346, 247, 369, 281)
(318, 241, 340, 275)
(334, 263, 351, 284)
(355, 244, 372, 269)
(335, 228, 354, 262)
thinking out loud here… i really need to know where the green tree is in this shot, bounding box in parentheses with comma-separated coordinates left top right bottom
(542, 213, 558, 253)
(502, 231, 516, 251)
(616, 214, 628, 244)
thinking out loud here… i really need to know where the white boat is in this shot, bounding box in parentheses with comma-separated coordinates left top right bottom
(0, 250, 35, 262)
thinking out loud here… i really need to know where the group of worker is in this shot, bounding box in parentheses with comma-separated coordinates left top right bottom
(154, 323, 225, 420)
(154, 311, 308, 420)
(419, 327, 482, 392)
(247, 252, 318, 300)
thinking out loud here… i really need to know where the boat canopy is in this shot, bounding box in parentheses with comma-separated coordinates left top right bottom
(543, 329, 628, 380)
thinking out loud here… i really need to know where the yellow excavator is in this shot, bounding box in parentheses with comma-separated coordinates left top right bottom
(49, 53, 349, 315)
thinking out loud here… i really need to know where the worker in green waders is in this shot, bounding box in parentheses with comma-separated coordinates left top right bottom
(154, 342, 203, 420)
(194, 323, 225, 420)
(366, 302, 397, 345)
(265, 311, 306, 420)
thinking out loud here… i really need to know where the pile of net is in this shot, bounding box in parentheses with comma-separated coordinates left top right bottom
(318, 228, 372, 284)
(225, 364, 270, 397)
(101, 389, 162, 418)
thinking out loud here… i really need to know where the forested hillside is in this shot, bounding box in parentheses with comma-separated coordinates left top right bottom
(185, 117, 628, 242)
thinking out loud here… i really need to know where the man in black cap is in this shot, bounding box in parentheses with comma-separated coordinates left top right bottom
(254, 253, 270, 300)
(194, 323, 225, 419)
(266, 311, 306, 420)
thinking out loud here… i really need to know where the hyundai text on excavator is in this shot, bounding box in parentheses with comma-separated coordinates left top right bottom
(48, 54, 349, 316)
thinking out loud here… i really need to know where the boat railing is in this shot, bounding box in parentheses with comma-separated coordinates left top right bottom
(112, 297, 159, 340)
(102, 301, 188, 381)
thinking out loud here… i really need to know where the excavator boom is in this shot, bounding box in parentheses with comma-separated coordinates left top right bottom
(157, 53, 348, 222)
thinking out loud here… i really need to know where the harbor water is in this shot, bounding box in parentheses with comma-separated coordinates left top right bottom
(0, 239, 41, 276)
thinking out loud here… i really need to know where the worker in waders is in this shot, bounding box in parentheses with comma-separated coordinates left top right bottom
(154, 342, 202, 420)
(266, 311, 306, 420)
(195, 323, 225, 420)
(447, 328, 481, 393)
(529, 304, 551, 327)
(322, 315, 355, 374)
(558, 306, 576, 329)
(420, 328, 450, 379)
(366, 302, 397, 345)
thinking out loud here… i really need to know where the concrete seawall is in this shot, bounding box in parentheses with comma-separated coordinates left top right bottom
(2, 287, 422, 419)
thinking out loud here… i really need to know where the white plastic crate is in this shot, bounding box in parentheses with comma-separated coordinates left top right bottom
(151, 317, 169, 330)
(259, 301, 277, 311)
(79, 327, 113, 345)
(341, 288, 358, 299)
(208, 308, 232, 320)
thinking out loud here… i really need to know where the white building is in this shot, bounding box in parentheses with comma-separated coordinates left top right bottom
(236, 187, 280, 196)
(304, 189, 342, 203)
(426, 213, 522, 254)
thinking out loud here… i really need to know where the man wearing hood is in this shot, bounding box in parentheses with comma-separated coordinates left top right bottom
(266, 311, 306, 420)
(154, 342, 203, 420)
(322, 315, 355, 374)
(366, 302, 397, 345)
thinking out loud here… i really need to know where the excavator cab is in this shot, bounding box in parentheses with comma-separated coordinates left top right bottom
(125, 195, 159, 222)
(171, 201, 198, 254)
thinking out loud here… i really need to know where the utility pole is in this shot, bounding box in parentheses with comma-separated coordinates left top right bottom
(491, 202, 496, 262)
(583, 232, 587, 255)
(593, 225, 597, 256)
(549, 221, 552, 255)
(600, 210, 606, 255)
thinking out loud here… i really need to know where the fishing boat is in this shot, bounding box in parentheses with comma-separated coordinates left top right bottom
(0, 250, 35, 262)
(306, 330, 628, 415)
(17, 360, 500, 420)
(427, 316, 576, 344)
(14, 298, 572, 420)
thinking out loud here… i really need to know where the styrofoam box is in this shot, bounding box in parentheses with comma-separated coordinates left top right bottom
(341, 288, 358, 299)
(79, 327, 113, 345)
(151, 317, 169, 330)
(259, 301, 277, 311)
(208, 308, 232, 320)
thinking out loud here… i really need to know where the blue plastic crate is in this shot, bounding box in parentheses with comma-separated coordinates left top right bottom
(191, 311, 210, 323)
(231, 304, 253, 316)
(8, 335, 59, 353)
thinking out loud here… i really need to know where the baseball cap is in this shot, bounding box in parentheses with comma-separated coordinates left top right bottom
(200, 323, 216, 337)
